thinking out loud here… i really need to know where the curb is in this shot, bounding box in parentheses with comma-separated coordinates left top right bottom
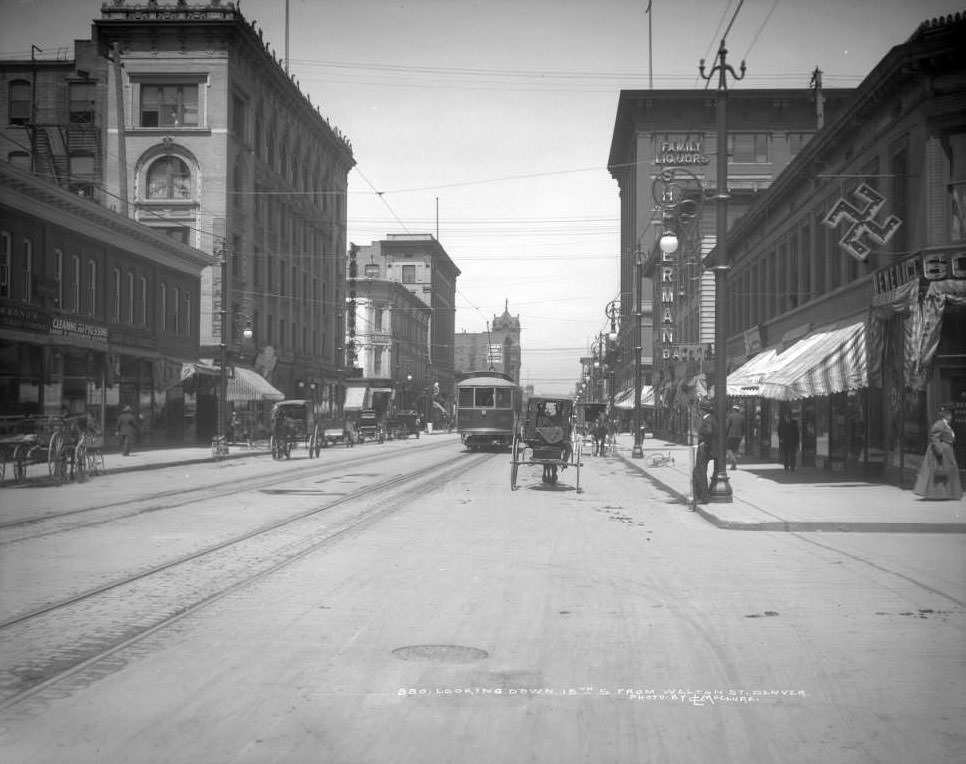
(615, 448, 966, 534)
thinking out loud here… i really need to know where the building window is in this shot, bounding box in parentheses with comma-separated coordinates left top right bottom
(54, 249, 63, 308)
(944, 131, 966, 241)
(21, 239, 32, 303)
(267, 313, 273, 345)
(160, 282, 167, 331)
(173, 286, 181, 335)
(139, 276, 147, 325)
(0, 232, 9, 298)
(364, 263, 379, 278)
(231, 94, 246, 141)
(730, 133, 769, 163)
(401, 264, 416, 284)
(184, 291, 191, 336)
(140, 83, 199, 127)
(71, 256, 80, 313)
(8, 151, 30, 169)
(146, 156, 191, 199)
(69, 154, 96, 197)
(112, 268, 120, 322)
(787, 133, 809, 157)
(280, 318, 286, 349)
(88, 261, 97, 316)
(69, 82, 95, 124)
(8, 80, 30, 126)
(127, 272, 134, 324)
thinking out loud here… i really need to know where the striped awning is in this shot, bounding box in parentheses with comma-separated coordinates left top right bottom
(227, 367, 284, 402)
(614, 386, 655, 410)
(756, 321, 868, 401)
(726, 348, 780, 397)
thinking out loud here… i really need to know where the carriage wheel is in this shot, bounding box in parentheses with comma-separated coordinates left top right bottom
(74, 441, 88, 483)
(510, 436, 520, 491)
(48, 431, 67, 484)
(573, 439, 582, 494)
(308, 434, 317, 458)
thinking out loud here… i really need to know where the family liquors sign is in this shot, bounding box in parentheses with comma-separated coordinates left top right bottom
(654, 139, 710, 166)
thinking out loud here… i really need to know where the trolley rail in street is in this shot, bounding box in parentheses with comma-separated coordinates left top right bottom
(0, 450, 492, 711)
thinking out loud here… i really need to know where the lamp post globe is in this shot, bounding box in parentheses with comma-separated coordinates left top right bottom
(659, 231, 679, 255)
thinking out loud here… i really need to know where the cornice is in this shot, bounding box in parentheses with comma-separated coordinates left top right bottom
(0, 163, 217, 274)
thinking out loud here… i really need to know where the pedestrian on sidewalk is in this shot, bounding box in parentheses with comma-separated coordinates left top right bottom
(914, 405, 963, 500)
(778, 414, 799, 471)
(725, 404, 744, 470)
(593, 416, 608, 456)
(116, 406, 138, 456)
(692, 400, 714, 504)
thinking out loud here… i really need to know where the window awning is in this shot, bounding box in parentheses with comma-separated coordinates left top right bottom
(344, 386, 366, 411)
(726, 348, 780, 397)
(614, 386, 655, 410)
(733, 321, 868, 402)
(228, 367, 284, 402)
(180, 361, 220, 381)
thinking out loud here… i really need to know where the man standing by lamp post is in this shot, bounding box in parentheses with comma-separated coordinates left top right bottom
(699, 36, 745, 503)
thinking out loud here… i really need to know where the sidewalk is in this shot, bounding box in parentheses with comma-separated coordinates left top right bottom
(610, 434, 966, 533)
(2, 428, 458, 486)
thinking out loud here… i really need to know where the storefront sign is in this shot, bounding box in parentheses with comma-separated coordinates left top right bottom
(872, 250, 966, 298)
(654, 140, 710, 166)
(0, 304, 50, 334)
(822, 183, 902, 261)
(50, 316, 109, 346)
(661, 257, 675, 359)
(110, 328, 159, 351)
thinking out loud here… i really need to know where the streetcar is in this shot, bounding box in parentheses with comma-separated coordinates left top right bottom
(456, 370, 521, 451)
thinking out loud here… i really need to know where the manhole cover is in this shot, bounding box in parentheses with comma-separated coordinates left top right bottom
(392, 645, 489, 663)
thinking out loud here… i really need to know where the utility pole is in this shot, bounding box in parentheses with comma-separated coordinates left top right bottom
(810, 66, 825, 130)
(699, 38, 745, 504)
(110, 43, 128, 216)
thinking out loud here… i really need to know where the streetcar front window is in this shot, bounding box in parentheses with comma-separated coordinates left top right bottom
(496, 388, 512, 408)
(475, 388, 495, 407)
(458, 388, 474, 407)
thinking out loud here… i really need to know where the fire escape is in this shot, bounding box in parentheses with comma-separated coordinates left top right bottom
(27, 106, 101, 198)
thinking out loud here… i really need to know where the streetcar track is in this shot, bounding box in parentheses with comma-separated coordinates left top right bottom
(0, 439, 454, 544)
(0, 451, 494, 711)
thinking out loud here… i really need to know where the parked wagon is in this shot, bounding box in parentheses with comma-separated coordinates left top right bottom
(319, 418, 354, 448)
(355, 409, 385, 444)
(386, 410, 421, 440)
(269, 400, 321, 460)
(509, 397, 582, 492)
(0, 415, 91, 485)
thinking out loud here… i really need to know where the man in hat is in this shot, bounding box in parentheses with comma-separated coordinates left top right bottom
(692, 399, 715, 504)
(116, 406, 138, 456)
(725, 404, 744, 470)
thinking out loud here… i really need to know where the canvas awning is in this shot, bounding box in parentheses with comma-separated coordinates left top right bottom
(227, 367, 284, 402)
(180, 361, 220, 381)
(729, 321, 868, 402)
(756, 320, 868, 400)
(614, 385, 655, 410)
(726, 348, 780, 397)
(344, 386, 366, 411)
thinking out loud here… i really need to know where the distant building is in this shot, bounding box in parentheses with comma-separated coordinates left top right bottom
(454, 301, 521, 383)
(350, 234, 460, 425)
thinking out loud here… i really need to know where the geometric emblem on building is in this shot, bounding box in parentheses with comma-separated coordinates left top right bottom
(822, 182, 902, 261)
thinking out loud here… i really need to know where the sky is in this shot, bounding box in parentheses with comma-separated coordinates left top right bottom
(1, 0, 961, 394)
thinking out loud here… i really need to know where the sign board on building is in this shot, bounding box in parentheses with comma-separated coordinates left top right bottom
(822, 183, 902, 261)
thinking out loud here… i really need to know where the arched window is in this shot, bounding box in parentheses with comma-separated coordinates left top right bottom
(146, 156, 191, 199)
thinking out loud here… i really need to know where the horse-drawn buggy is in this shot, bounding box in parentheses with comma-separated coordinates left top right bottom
(269, 400, 321, 460)
(509, 397, 582, 491)
(0, 414, 97, 485)
(386, 410, 421, 440)
(355, 409, 386, 444)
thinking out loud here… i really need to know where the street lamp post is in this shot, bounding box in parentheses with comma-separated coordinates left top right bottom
(700, 39, 745, 503)
(632, 248, 644, 458)
(605, 300, 620, 431)
(216, 244, 229, 458)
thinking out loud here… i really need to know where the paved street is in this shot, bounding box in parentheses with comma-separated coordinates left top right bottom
(1, 435, 964, 763)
